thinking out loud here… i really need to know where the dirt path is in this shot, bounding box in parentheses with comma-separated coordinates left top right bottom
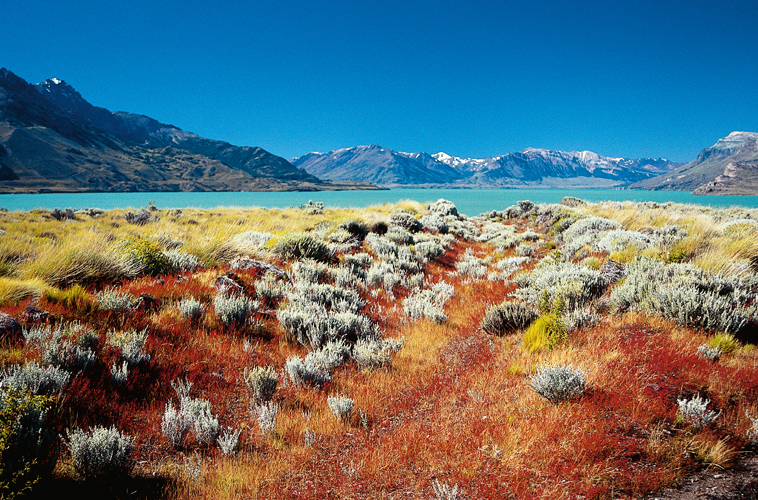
(645, 453, 758, 499)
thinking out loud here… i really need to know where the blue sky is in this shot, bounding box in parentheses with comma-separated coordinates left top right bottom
(3, 0, 757, 162)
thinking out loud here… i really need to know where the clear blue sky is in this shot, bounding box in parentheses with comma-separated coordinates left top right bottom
(3, 0, 757, 162)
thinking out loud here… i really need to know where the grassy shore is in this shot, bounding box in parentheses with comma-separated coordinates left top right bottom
(1, 197, 757, 499)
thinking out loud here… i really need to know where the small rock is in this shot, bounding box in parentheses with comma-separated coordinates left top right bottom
(215, 274, 243, 294)
(0, 312, 22, 342)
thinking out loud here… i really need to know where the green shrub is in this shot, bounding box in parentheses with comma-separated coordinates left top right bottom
(481, 301, 538, 336)
(0, 390, 55, 497)
(523, 314, 567, 353)
(123, 237, 173, 276)
(269, 233, 331, 262)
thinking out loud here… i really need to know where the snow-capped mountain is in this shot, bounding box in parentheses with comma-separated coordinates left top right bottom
(292, 145, 682, 188)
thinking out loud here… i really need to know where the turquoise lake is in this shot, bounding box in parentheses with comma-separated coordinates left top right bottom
(1, 189, 758, 216)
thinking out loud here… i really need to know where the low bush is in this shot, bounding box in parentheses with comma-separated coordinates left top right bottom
(527, 364, 587, 404)
(213, 293, 258, 327)
(161, 380, 220, 448)
(96, 286, 138, 312)
(480, 301, 537, 336)
(177, 297, 205, 320)
(107, 328, 151, 366)
(285, 355, 330, 386)
(269, 233, 331, 262)
(677, 394, 719, 428)
(217, 427, 242, 455)
(1, 362, 70, 396)
(122, 236, 173, 277)
(243, 365, 279, 402)
(327, 394, 354, 422)
(251, 401, 279, 439)
(64, 425, 135, 478)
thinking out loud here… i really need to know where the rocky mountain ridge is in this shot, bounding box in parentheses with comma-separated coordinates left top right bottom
(0, 69, 376, 193)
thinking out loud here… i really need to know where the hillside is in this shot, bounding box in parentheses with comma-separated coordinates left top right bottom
(0, 69, 376, 193)
(630, 131, 758, 194)
(293, 145, 681, 188)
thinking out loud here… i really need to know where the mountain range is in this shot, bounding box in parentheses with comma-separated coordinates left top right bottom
(628, 131, 758, 195)
(0, 69, 376, 193)
(2, 68, 756, 195)
(292, 146, 683, 189)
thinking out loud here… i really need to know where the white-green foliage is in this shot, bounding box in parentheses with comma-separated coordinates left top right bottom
(455, 250, 487, 280)
(107, 328, 150, 366)
(564, 307, 600, 334)
(344, 252, 373, 269)
(595, 229, 655, 253)
(414, 240, 445, 262)
(285, 354, 331, 386)
(513, 261, 607, 311)
(327, 394, 354, 422)
(22, 322, 98, 371)
(110, 361, 129, 386)
(213, 293, 258, 326)
(1, 361, 71, 395)
(527, 364, 587, 404)
(217, 427, 242, 455)
(366, 262, 401, 290)
(291, 259, 329, 283)
(161, 379, 220, 448)
(480, 301, 537, 336)
(177, 297, 205, 319)
(365, 234, 399, 259)
(251, 401, 278, 439)
(327, 228, 354, 244)
(254, 275, 287, 302)
(403, 282, 454, 323)
(385, 227, 414, 245)
(163, 249, 201, 272)
(432, 479, 460, 500)
(230, 231, 274, 253)
(561, 216, 621, 256)
(515, 243, 535, 257)
(329, 266, 356, 289)
(648, 287, 755, 335)
(289, 282, 365, 313)
(494, 256, 530, 279)
(677, 394, 719, 427)
(243, 365, 278, 401)
(420, 214, 449, 234)
(64, 425, 135, 478)
(96, 286, 138, 311)
(354, 338, 403, 369)
(697, 344, 722, 360)
(611, 257, 758, 334)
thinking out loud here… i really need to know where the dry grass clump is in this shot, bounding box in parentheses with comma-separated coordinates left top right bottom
(1, 198, 758, 500)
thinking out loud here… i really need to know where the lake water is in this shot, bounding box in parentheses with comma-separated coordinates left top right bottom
(2, 189, 758, 216)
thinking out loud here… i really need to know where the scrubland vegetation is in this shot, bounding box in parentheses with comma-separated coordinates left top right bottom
(1, 196, 758, 499)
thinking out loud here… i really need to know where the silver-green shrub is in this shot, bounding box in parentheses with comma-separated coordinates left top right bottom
(403, 289, 448, 323)
(697, 344, 722, 360)
(291, 259, 329, 283)
(243, 365, 278, 402)
(527, 364, 587, 404)
(96, 286, 138, 312)
(64, 425, 135, 478)
(213, 293, 258, 327)
(1, 362, 71, 395)
(677, 394, 719, 427)
(177, 297, 205, 319)
(354, 338, 402, 370)
(414, 240, 445, 262)
(327, 394, 354, 422)
(285, 355, 331, 386)
(251, 401, 278, 439)
(163, 249, 201, 272)
(107, 328, 150, 366)
(217, 427, 242, 455)
(513, 262, 607, 312)
(161, 379, 220, 448)
(480, 301, 537, 336)
(110, 361, 129, 386)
